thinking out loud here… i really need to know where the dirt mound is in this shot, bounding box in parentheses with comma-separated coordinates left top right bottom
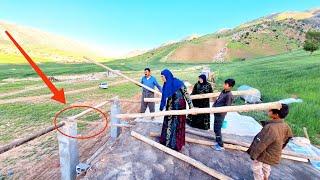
(167, 39, 227, 62)
(84, 122, 320, 180)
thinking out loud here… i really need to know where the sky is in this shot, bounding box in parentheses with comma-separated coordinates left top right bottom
(1, 0, 319, 56)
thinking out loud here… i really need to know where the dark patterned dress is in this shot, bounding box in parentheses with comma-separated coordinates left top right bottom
(159, 85, 193, 151)
(187, 82, 213, 130)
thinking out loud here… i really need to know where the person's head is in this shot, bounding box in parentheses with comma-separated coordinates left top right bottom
(144, 68, 151, 77)
(223, 78, 235, 91)
(161, 69, 174, 83)
(268, 104, 289, 120)
(198, 74, 207, 84)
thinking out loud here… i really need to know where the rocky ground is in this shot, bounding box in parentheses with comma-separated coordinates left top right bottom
(83, 122, 320, 180)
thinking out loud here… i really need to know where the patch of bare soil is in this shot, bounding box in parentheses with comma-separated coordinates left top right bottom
(84, 123, 320, 180)
(168, 39, 227, 62)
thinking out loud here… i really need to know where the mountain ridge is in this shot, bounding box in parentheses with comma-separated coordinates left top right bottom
(129, 8, 320, 63)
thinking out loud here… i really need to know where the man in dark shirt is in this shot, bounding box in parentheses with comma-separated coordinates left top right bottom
(140, 68, 162, 118)
(212, 78, 235, 151)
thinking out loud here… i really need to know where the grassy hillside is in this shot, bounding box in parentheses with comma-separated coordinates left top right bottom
(0, 21, 110, 64)
(130, 9, 319, 63)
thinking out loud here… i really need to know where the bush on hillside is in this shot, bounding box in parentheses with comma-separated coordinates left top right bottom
(304, 40, 319, 54)
(303, 31, 320, 54)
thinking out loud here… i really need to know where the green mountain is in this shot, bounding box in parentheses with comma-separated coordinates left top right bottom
(129, 8, 320, 63)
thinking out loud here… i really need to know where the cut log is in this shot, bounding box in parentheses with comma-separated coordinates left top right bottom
(149, 132, 308, 163)
(186, 128, 251, 147)
(131, 131, 233, 180)
(185, 128, 320, 161)
(0, 122, 65, 154)
(84, 56, 161, 96)
(116, 102, 282, 119)
(144, 90, 258, 102)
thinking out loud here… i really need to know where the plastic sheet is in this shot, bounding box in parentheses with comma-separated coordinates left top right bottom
(237, 85, 262, 104)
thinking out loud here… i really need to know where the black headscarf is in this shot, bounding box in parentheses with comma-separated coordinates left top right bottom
(198, 74, 207, 84)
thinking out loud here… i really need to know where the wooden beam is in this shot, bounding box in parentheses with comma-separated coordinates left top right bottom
(185, 128, 320, 161)
(116, 102, 282, 119)
(131, 131, 233, 180)
(144, 90, 258, 103)
(0, 100, 110, 154)
(149, 132, 308, 163)
(0, 122, 65, 154)
(186, 128, 251, 147)
(84, 56, 162, 96)
(69, 101, 109, 119)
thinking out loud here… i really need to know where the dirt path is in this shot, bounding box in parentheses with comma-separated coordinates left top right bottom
(0, 80, 130, 105)
(0, 79, 91, 98)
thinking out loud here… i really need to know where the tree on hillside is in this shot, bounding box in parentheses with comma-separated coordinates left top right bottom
(303, 31, 320, 54)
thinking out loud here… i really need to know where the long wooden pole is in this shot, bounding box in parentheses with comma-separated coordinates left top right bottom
(0, 122, 65, 154)
(69, 101, 110, 119)
(131, 131, 233, 180)
(116, 102, 282, 119)
(144, 90, 258, 102)
(186, 128, 251, 147)
(185, 128, 320, 161)
(149, 132, 308, 163)
(0, 101, 110, 154)
(83, 56, 162, 96)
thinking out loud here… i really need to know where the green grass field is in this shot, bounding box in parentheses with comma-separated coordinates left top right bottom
(210, 50, 320, 144)
(0, 50, 319, 145)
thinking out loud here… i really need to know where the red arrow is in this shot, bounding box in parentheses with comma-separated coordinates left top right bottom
(5, 31, 66, 104)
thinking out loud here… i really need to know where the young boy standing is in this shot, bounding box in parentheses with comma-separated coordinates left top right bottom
(247, 104, 293, 180)
(212, 78, 235, 151)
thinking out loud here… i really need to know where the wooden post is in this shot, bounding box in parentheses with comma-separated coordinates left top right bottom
(116, 102, 282, 119)
(144, 90, 258, 102)
(83, 56, 162, 96)
(303, 127, 310, 140)
(131, 131, 233, 180)
(58, 121, 79, 180)
(149, 132, 308, 163)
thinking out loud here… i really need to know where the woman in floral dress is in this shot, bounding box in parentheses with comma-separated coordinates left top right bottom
(159, 69, 193, 151)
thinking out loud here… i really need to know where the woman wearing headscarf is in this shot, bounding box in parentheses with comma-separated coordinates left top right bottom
(159, 69, 193, 151)
(187, 74, 213, 130)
